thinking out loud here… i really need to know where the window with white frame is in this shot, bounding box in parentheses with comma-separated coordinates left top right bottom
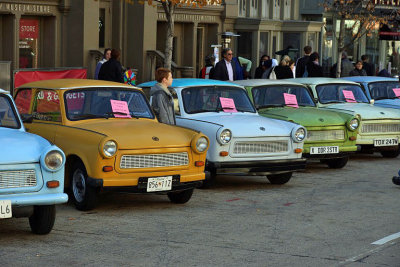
(273, 0, 280, 20)
(261, 0, 270, 19)
(250, 0, 259, 18)
(283, 0, 291, 20)
(239, 0, 246, 17)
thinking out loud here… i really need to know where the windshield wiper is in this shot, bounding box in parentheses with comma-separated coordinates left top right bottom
(256, 104, 285, 109)
(321, 100, 346, 104)
(105, 111, 138, 119)
(72, 113, 109, 120)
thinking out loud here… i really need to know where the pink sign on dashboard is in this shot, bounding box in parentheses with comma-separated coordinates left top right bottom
(283, 93, 299, 108)
(110, 100, 131, 118)
(342, 90, 356, 103)
(219, 97, 237, 112)
(393, 88, 400, 98)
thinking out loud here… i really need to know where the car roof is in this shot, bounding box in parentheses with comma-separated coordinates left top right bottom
(342, 76, 399, 83)
(234, 79, 307, 87)
(17, 79, 142, 90)
(138, 78, 241, 88)
(288, 77, 360, 86)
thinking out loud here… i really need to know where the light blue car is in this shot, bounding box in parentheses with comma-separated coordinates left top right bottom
(343, 76, 400, 109)
(0, 89, 67, 234)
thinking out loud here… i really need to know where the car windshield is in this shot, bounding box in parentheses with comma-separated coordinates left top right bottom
(316, 84, 369, 104)
(0, 94, 20, 129)
(181, 86, 256, 114)
(64, 88, 154, 121)
(368, 81, 400, 100)
(252, 85, 315, 108)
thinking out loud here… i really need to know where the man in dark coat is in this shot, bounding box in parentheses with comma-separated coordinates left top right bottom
(295, 45, 312, 77)
(213, 48, 237, 81)
(98, 49, 123, 83)
(306, 52, 324, 77)
(361, 55, 374, 76)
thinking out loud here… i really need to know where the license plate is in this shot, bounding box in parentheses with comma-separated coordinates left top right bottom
(310, 146, 339, 155)
(147, 176, 173, 192)
(0, 200, 12, 219)
(374, 138, 399, 147)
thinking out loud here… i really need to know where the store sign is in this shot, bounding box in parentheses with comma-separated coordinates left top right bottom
(19, 19, 39, 39)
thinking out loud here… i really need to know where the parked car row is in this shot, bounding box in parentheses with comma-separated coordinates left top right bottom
(1, 76, 399, 234)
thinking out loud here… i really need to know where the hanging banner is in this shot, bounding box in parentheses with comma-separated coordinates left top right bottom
(14, 69, 87, 88)
(19, 19, 39, 39)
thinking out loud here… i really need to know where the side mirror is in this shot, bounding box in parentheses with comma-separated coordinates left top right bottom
(20, 114, 33, 123)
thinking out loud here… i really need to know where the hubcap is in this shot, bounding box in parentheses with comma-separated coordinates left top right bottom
(72, 169, 86, 203)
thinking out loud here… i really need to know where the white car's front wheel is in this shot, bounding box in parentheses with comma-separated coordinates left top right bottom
(267, 172, 292, 185)
(29, 205, 56, 235)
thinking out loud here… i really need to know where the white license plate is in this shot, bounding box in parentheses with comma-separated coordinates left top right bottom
(147, 176, 173, 192)
(374, 138, 399, 147)
(310, 146, 339, 155)
(0, 200, 12, 219)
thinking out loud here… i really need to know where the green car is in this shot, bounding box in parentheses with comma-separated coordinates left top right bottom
(235, 80, 360, 168)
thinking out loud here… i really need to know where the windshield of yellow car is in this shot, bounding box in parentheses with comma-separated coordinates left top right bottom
(181, 86, 256, 114)
(316, 84, 369, 104)
(0, 94, 21, 129)
(368, 81, 400, 100)
(251, 85, 315, 108)
(64, 88, 155, 120)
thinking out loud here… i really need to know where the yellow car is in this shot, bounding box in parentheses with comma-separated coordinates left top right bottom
(14, 79, 209, 211)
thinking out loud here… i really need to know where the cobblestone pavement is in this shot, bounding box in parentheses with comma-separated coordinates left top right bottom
(1, 153, 400, 266)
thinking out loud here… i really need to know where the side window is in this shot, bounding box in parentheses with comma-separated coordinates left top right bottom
(170, 88, 180, 115)
(33, 90, 61, 122)
(15, 89, 32, 114)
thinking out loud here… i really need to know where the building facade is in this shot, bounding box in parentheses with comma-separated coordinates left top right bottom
(0, 0, 324, 86)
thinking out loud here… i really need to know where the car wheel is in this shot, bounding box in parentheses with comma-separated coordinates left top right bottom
(325, 156, 349, 169)
(167, 189, 194, 204)
(29, 205, 56, 235)
(267, 172, 292, 185)
(198, 169, 217, 189)
(381, 148, 400, 158)
(71, 162, 97, 211)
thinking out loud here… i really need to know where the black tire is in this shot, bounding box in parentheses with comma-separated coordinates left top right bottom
(198, 169, 217, 189)
(29, 205, 56, 235)
(70, 161, 97, 211)
(267, 172, 292, 185)
(381, 149, 400, 158)
(326, 156, 349, 169)
(167, 189, 194, 204)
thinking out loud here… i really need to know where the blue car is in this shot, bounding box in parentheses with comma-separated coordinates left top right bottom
(343, 76, 400, 109)
(0, 89, 67, 234)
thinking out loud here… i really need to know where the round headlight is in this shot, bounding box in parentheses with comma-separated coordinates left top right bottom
(103, 140, 117, 157)
(45, 150, 64, 171)
(348, 118, 359, 131)
(196, 137, 209, 153)
(219, 129, 232, 144)
(293, 127, 306, 142)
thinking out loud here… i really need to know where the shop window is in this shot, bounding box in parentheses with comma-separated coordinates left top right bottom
(283, 33, 300, 61)
(260, 32, 269, 58)
(32, 90, 61, 122)
(99, 8, 106, 48)
(19, 18, 39, 69)
(237, 32, 253, 60)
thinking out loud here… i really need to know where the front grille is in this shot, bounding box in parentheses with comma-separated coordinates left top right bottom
(120, 152, 189, 169)
(233, 141, 288, 154)
(361, 123, 400, 133)
(307, 130, 345, 141)
(0, 170, 37, 189)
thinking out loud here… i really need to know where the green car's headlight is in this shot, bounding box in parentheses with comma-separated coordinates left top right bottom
(348, 118, 359, 131)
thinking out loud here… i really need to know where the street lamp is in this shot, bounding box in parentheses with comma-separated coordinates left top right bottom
(219, 32, 240, 49)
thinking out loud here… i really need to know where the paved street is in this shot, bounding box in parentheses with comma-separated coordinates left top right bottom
(1, 153, 400, 267)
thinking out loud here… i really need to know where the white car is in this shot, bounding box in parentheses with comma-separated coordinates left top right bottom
(139, 79, 307, 187)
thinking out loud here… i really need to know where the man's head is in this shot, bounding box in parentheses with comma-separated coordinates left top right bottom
(205, 54, 215, 66)
(304, 46, 312, 55)
(104, 48, 111, 60)
(361, 55, 369, 62)
(222, 48, 233, 62)
(111, 49, 120, 60)
(155, 68, 173, 87)
(310, 52, 320, 62)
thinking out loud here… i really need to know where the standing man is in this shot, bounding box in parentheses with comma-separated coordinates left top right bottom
(296, 46, 312, 78)
(94, 48, 111, 79)
(213, 48, 236, 81)
(98, 49, 124, 83)
(149, 68, 175, 125)
(361, 55, 374, 76)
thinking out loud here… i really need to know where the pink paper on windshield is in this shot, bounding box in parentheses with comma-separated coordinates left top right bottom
(219, 97, 237, 112)
(342, 90, 356, 103)
(393, 88, 400, 98)
(283, 93, 299, 108)
(110, 100, 131, 118)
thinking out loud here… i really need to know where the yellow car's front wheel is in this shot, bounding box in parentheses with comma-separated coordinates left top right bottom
(71, 162, 98, 211)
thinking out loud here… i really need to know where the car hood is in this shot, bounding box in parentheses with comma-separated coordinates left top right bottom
(73, 119, 198, 149)
(0, 128, 51, 164)
(375, 99, 400, 110)
(187, 113, 297, 137)
(322, 103, 400, 120)
(258, 106, 351, 127)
